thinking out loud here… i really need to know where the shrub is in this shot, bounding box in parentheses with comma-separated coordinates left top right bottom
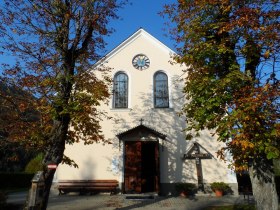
(175, 183, 197, 194)
(25, 153, 44, 173)
(210, 182, 231, 192)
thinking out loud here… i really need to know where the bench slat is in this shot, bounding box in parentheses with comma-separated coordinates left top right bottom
(57, 179, 119, 195)
(58, 180, 118, 183)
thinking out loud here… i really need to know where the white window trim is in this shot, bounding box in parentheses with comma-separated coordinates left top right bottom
(111, 70, 131, 109)
(152, 70, 173, 109)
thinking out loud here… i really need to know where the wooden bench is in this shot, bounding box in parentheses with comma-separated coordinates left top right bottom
(57, 180, 119, 195)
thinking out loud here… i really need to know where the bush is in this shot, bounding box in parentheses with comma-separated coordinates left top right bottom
(25, 153, 44, 173)
(210, 182, 231, 192)
(274, 159, 280, 176)
(175, 183, 197, 194)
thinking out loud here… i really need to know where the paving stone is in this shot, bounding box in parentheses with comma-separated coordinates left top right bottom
(46, 193, 255, 210)
(7, 189, 256, 210)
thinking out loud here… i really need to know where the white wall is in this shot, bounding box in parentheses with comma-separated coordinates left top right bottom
(55, 29, 237, 191)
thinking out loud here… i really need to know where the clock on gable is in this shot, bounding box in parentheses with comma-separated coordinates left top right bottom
(132, 54, 150, 70)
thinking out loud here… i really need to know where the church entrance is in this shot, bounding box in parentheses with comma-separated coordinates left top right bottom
(124, 141, 159, 193)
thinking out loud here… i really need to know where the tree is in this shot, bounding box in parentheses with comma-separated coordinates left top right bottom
(0, 81, 39, 172)
(0, 0, 125, 209)
(163, 1, 279, 209)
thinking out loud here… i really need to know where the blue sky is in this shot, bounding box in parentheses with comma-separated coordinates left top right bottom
(104, 0, 176, 53)
(0, 1, 176, 67)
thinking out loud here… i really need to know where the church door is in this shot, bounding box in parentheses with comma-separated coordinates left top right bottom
(124, 141, 159, 193)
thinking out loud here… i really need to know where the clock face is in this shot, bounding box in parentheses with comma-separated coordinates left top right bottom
(132, 54, 150, 70)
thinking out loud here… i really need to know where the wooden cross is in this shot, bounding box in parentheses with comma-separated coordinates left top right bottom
(139, 118, 144, 125)
(184, 143, 212, 192)
(194, 145, 204, 192)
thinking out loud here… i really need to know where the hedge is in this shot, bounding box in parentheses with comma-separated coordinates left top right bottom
(25, 153, 44, 173)
(0, 173, 34, 189)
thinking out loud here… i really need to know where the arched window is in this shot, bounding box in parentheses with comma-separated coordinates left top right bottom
(113, 72, 128, 108)
(154, 72, 169, 108)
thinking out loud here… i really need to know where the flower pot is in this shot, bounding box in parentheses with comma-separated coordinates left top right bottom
(180, 191, 188, 197)
(214, 190, 223, 197)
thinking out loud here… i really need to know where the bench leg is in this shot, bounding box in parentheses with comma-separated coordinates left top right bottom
(59, 189, 68, 195)
(110, 188, 118, 195)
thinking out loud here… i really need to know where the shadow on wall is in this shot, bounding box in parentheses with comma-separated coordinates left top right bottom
(79, 155, 97, 179)
(104, 73, 234, 195)
(108, 74, 191, 185)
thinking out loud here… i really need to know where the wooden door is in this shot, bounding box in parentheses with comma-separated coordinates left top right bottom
(124, 141, 142, 193)
(124, 141, 159, 193)
(154, 141, 159, 192)
(141, 142, 155, 193)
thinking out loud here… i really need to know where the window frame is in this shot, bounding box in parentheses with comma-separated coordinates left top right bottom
(113, 72, 129, 109)
(153, 71, 169, 108)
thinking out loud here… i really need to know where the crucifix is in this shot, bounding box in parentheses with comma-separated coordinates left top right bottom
(183, 143, 212, 192)
(193, 144, 204, 192)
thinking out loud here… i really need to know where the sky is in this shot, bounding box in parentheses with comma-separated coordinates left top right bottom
(0, 0, 177, 68)
(104, 0, 177, 54)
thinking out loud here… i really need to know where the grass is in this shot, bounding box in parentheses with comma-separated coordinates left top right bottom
(203, 204, 256, 210)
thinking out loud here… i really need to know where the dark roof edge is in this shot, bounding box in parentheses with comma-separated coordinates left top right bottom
(117, 124, 166, 139)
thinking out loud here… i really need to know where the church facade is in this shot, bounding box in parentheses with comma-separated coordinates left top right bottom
(55, 29, 238, 195)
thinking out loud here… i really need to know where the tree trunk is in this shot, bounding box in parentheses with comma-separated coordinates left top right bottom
(24, 119, 69, 210)
(249, 160, 278, 210)
(41, 119, 69, 210)
(40, 169, 56, 210)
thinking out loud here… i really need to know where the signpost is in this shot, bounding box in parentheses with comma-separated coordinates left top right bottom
(47, 164, 57, 169)
(28, 171, 44, 209)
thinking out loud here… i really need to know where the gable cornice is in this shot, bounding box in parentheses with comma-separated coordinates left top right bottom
(94, 28, 176, 67)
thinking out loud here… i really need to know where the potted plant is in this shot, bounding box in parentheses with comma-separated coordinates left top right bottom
(210, 182, 230, 197)
(175, 183, 197, 197)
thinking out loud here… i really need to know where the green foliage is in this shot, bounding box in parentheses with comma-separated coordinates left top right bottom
(0, 0, 125, 208)
(164, 0, 280, 172)
(164, 2, 279, 207)
(25, 153, 44, 173)
(210, 182, 231, 192)
(0, 0, 124, 163)
(175, 183, 197, 194)
(274, 160, 280, 176)
(0, 139, 35, 172)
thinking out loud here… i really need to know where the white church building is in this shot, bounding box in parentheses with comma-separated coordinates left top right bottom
(55, 28, 238, 195)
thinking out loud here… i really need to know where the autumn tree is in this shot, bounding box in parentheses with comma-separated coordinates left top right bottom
(0, 81, 40, 171)
(0, 0, 125, 209)
(164, 1, 279, 209)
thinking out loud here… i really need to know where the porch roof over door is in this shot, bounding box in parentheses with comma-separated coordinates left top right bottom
(116, 124, 167, 140)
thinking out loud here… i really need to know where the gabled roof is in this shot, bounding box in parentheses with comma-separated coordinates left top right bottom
(95, 28, 176, 66)
(116, 123, 167, 140)
(183, 142, 215, 160)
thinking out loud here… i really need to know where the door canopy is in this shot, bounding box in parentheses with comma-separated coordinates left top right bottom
(116, 123, 166, 141)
